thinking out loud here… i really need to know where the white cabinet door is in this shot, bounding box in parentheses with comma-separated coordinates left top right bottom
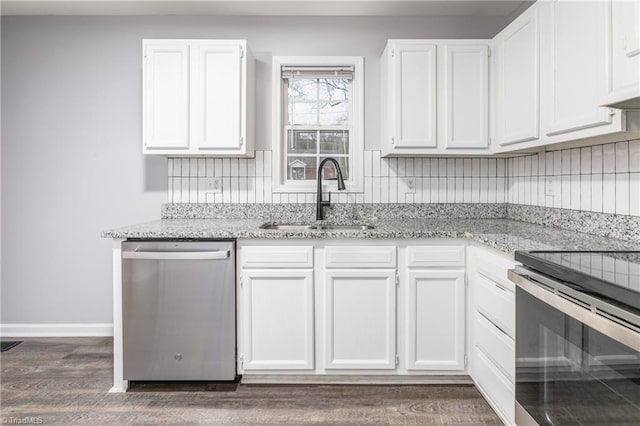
(391, 42, 438, 149)
(142, 39, 251, 156)
(324, 269, 396, 369)
(142, 42, 190, 150)
(406, 270, 465, 370)
(493, 4, 540, 146)
(542, 0, 613, 136)
(191, 43, 244, 152)
(242, 269, 314, 370)
(441, 45, 489, 149)
(602, 0, 640, 108)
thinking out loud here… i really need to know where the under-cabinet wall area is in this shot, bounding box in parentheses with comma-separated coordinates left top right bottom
(167, 151, 508, 204)
(506, 140, 640, 216)
(166, 139, 640, 218)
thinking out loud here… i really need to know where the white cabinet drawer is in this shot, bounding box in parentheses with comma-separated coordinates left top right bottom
(474, 311, 514, 382)
(475, 274, 514, 339)
(325, 246, 396, 268)
(473, 346, 514, 424)
(475, 249, 517, 290)
(242, 246, 313, 268)
(407, 245, 465, 268)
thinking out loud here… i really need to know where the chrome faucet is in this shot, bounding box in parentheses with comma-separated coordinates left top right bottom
(316, 157, 346, 220)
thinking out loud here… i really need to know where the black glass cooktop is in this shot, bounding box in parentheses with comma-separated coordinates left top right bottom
(515, 251, 640, 311)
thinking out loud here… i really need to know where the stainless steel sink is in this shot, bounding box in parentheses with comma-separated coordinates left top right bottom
(317, 224, 374, 231)
(260, 223, 374, 231)
(259, 224, 319, 231)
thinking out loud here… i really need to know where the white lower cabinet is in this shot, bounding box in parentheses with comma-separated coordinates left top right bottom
(406, 270, 465, 370)
(239, 239, 517, 426)
(468, 245, 517, 426)
(324, 269, 397, 369)
(241, 269, 314, 370)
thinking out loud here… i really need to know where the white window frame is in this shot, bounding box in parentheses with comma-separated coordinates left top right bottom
(272, 56, 364, 193)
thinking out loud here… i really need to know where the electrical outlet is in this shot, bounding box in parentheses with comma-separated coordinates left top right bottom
(402, 177, 416, 194)
(203, 177, 222, 193)
(545, 176, 558, 197)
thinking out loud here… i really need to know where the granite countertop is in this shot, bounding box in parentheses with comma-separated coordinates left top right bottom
(101, 217, 639, 256)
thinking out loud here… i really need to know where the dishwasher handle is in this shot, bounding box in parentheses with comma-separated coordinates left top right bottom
(122, 250, 230, 261)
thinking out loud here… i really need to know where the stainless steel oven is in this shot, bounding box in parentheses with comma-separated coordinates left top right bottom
(509, 251, 640, 425)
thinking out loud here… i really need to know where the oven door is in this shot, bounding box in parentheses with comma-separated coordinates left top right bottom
(512, 274, 640, 425)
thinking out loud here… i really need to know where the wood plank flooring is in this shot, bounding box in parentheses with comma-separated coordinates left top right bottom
(1, 338, 502, 425)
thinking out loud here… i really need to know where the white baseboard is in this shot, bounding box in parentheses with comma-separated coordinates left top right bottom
(0, 323, 113, 337)
(241, 374, 473, 385)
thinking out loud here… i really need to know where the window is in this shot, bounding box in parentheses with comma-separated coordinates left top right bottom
(273, 56, 364, 193)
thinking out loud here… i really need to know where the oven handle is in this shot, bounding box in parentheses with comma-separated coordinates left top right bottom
(123, 250, 230, 261)
(508, 269, 640, 352)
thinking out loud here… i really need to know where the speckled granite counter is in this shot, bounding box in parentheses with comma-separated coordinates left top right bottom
(101, 217, 639, 256)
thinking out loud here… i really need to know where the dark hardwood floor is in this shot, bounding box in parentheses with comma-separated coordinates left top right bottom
(1, 338, 502, 425)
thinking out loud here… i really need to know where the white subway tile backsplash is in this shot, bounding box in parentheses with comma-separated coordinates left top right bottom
(380, 156, 390, 177)
(570, 175, 580, 210)
(544, 152, 552, 176)
(580, 147, 591, 174)
(580, 175, 591, 211)
(630, 140, 640, 173)
(603, 143, 616, 173)
(591, 173, 603, 213)
(264, 151, 273, 177)
(165, 140, 637, 216)
(603, 174, 615, 214)
(381, 177, 389, 203)
(447, 177, 456, 202)
(630, 173, 640, 216)
(405, 158, 414, 177)
(553, 151, 562, 175)
(389, 176, 398, 203)
(264, 178, 273, 203)
(372, 150, 382, 176)
(570, 148, 580, 175)
(615, 173, 630, 215)
(615, 141, 629, 173)
(372, 177, 381, 203)
(561, 150, 571, 175)
(214, 159, 222, 177)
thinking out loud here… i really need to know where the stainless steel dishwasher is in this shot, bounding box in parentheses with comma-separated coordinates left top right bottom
(122, 240, 236, 381)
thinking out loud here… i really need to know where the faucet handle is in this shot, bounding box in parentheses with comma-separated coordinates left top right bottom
(321, 191, 331, 206)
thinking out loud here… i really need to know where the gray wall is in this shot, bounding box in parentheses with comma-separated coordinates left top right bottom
(1, 15, 507, 326)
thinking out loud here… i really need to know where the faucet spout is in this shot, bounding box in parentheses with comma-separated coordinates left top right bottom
(316, 157, 346, 221)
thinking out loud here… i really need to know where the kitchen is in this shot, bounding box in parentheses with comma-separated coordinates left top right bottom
(1, 0, 639, 425)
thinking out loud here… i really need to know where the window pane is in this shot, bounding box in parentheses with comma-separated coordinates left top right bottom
(287, 156, 317, 181)
(288, 78, 318, 101)
(288, 130, 317, 154)
(290, 102, 318, 126)
(319, 101, 349, 126)
(319, 78, 349, 101)
(320, 156, 349, 180)
(319, 131, 349, 155)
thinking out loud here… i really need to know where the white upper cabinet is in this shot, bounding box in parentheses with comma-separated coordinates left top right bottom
(142, 42, 190, 150)
(143, 39, 254, 157)
(441, 45, 489, 150)
(492, 4, 540, 146)
(541, 0, 613, 136)
(601, 0, 640, 108)
(381, 40, 491, 156)
(390, 42, 438, 149)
